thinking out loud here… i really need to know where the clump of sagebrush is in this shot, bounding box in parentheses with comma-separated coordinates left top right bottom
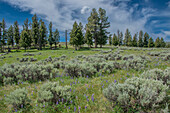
(38, 82, 72, 105)
(0, 63, 58, 85)
(53, 61, 65, 69)
(141, 68, 170, 85)
(80, 63, 97, 77)
(64, 62, 81, 77)
(5, 88, 31, 110)
(103, 77, 168, 112)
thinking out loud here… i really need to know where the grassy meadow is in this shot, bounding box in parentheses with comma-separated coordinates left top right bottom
(0, 45, 169, 113)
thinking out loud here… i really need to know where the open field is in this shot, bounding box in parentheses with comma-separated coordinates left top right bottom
(0, 46, 169, 113)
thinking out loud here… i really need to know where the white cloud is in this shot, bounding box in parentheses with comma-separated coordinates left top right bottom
(167, 1, 170, 7)
(3, 0, 153, 37)
(163, 31, 170, 36)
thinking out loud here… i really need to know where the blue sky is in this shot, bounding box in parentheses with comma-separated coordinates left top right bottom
(0, 0, 170, 42)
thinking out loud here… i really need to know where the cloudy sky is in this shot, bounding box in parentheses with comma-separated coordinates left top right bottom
(0, 0, 170, 42)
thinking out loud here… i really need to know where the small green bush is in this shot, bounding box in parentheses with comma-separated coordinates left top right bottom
(64, 63, 81, 77)
(38, 82, 72, 105)
(104, 77, 168, 112)
(6, 88, 31, 110)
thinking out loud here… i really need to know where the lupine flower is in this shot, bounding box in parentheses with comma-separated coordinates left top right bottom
(79, 107, 81, 110)
(113, 74, 114, 77)
(106, 80, 108, 83)
(4, 94, 6, 97)
(85, 106, 87, 109)
(15, 109, 17, 112)
(70, 100, 72, 104)
(70, 89, 72, 92)
(91, 94, 94, 102)
(114, 80, 116, 83)
(21, 104, 23, 108)
(43, 105, 45, 107)
(36, 104, 38, 107)
(74, 107, 76, 112)
(69, 106, 70, 109)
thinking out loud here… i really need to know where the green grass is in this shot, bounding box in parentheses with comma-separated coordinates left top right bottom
(0, 46, 169, 113)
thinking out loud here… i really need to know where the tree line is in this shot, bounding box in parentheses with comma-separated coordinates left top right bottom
(0, 14, 60, 52)
(69, 8, 167, 49)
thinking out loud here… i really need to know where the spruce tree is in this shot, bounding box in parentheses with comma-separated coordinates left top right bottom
(108, 34, 112, 45)
(132, 33, 138, 47)
(160, 37, 166, 47)
(53, 28, 60, 48)
(2, 18, 7, 51)
(127, 33, 132, 46)
(39, 20, 47, 50)
(32, 14, 39, 48)
(48, 22, 54, 49)
(98, 8, 110, 48)
(14, 21, 20, 49)
(124, 28, 131, 46)
(112, 33, 118, 46)
(87, 8, 99, 48)
(0, 22, 2, 52)
(20, 30, 31, 51)
(143, 32, 149, 47)
(119, 31, 123, 46)
(155, 37, 161, 48)
(7, 25, 14, 47)
(70, 21, 78, 48)
(85, 28, 93, 48)
(138, 30, 143, 47)
(148, 37, 154, 48)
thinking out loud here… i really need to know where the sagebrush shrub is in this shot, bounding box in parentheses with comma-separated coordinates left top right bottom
(64, 63, 81, 77)
(104, 77, 168, 112)
(141, 68, 170, 85)
(38, 82, 72, 105)
(80, 63, 97, 77)
(6, 88, 31, 109)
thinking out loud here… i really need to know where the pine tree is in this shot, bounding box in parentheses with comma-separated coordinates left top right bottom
(138, 30, 143, 47)
(124, 28, 131, 46)
(0, 22, 2, 52)
(119, 31, 123, 46)
(48, 22, 54, 49)
(53, 28, 60, 48)
(112, 33, 118, 46)
(143, 32, 149, 47)
(70, 21, 78, 48)
(108, 34, 112, 45)
(14, 21, 20, 49)
(132, 33, 138, 47)
(160, 37, 166, 47)
(2, 18, 7, 51)
(39, 20, 47, 50)
(148, 37, 154, 48)
(7, 25, 14, 47)
(20, 30, 31, 51)
(32, 14, 39, 48)
(85, 27, 93, 48)
(87, 8, 99, 48)
(155, 37, 161, 48)
(127, 34, 132, 46)
(77, 23, 84, 49)
(98, 8, 110, 48)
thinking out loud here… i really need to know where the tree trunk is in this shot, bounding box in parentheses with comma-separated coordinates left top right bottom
(100, 45, 102, 48)
(25, 47, 26, 52)
(55, 43, 56, 49)
(95, 36, 97, 48)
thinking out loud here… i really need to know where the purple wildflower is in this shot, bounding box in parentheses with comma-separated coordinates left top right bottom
(114, 80, 116, 83)
(74, 107, 76, 112)
(85, 106, 87, 109)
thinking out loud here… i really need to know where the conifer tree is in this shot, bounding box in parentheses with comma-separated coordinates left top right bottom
(2, 18, 7, 51)
(124, 28, 131, 46)
(132, 33, 138, 47)
(39, 20, 47, 50)
(14, 21, 20, 49)
(160, 37, 166, 47)
(112, 33, 118, 46)
(143, 32, 149, 47)
(148, 37, 154, 48)
(87, 8, 99, 48)
(85, 27, 93, 48)
(20, 30, 31, 51)
(48, 22, 54, 49)
(108, 34, 112, 45)
(138, 30, 143, 47)
(119, 31, 123, 46)
(98, 8, 110, 48)
(0, 22, 2, 52)
(155, 37, 161, 48)
(53, 28, 60, 48)
(7, 25, 14, 47)
(70, 21, 78, 48)
(32, 14, 39, 48)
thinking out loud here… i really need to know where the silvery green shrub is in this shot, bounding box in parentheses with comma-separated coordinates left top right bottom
(104, 77, 168, 112)
(64, 63, 81, 77)
(5, 88, 31, 109)
(0, 63, 58, 85)
(102, 62, 115, 74)
(141, 68, 170, 85)
(80, 63, 97, 77)
(38, 82, 72, 104)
